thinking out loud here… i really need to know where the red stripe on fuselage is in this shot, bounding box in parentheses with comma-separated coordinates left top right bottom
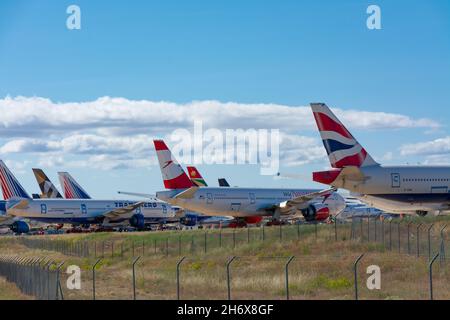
(313, 112, 353, 140)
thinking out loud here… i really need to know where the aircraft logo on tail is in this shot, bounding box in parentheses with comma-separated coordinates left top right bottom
(0, 160, 31, 200)
(310, 103, 379, 168)
(154, 140, 194, 190)
(32, 168, 63, 198)
(58, 172, 91, 199)
(187, 166, 208, 187)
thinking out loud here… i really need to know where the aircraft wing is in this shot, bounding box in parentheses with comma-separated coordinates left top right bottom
(283, 188, 337, 207)
(173, 187, 199, 199)
(117, 191, 158, 201)
(102, 201, 145, 219)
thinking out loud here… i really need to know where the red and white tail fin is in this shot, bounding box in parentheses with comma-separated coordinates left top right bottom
(187, 166, 208, 187)
(153, 140, 195, 189)
(310, 103, 379, 168)
(0, 160, 31, 200)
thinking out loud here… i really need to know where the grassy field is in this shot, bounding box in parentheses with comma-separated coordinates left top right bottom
(0, 217, 449, 300)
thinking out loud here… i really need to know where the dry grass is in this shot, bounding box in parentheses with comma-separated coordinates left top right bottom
(0, 219, 449, 300)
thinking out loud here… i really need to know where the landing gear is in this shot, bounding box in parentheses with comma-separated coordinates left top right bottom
(416, 211, 428, 217)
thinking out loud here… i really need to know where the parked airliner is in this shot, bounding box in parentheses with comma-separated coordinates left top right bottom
(311, 103, 450, 216)
(153, 140, 346, 224)
(0, 161, 175, 230)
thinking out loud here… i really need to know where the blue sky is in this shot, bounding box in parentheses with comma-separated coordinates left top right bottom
(0, 0, 449, 198)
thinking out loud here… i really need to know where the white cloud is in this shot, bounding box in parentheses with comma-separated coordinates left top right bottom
(400, 137, 450, 156)
(0, 96, 442, 170)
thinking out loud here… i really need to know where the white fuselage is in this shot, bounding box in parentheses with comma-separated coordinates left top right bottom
(336, 165, 450, 214)
(156, 187, 346, 218)
(6, 198, 175, 225)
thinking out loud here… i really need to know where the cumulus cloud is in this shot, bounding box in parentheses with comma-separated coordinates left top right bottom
(400, 136, 450, 156)
(0, 96, 442, 170)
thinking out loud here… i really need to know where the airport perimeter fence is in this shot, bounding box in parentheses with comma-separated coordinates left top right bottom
(12, 220, 450, 264)
(0, 220, 449, 300)
(0, 255, 63, 300)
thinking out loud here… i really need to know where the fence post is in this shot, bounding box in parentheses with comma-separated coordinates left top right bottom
(92, 258, 102, 300)
(46, 261, 54, 300)
(55, 261, 65, 301)
(233, 229, 236, 249)
(179, 235, 182, 255)
(247, 226, 250, 244)
(417, 224, 422, 258)
(440, 225, 447, 267)
(427, 224, 434, 261)
(297, 223, 300, 240)
(374, 218, 377, 242)
(381, 219, 384, 245)
(279, 224, 282, 241)
(219, 228, 222, 247)
(176, 256, 186, 300)
(132, 256, 141, 300)
(166, 238, 169, 257)
(397, 221, 401, 253)
(262, 225, 265, 242)
(407, 222, 412, 254)
(226, 256, 237, 300)
(429, 253, 439, 300)
(389, 220, 393, 250)
(367, 217, 370, 242)
(142, 240, 145, 257)
(353, 254, 365, 301)
(285, 256, 295, 300)
(204, 232, 207, 254)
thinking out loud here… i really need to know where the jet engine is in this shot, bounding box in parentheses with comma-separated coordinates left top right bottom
(10, 220, 30, 234)
(129, 214, 145, 229)
(180, 213, 198, 227)
(301, 204, 330, 222)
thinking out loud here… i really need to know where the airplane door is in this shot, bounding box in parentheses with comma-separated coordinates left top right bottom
(207, 193, 213, 204)
(81, 204, 87, 214)
(249, 193, 256, 204)
(40, 204, 47, 214)
(391, 173, 401, 188)
(230, 203, 241, 212)
(162, 204, 167, 215)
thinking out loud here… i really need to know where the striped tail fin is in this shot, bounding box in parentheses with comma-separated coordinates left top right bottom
(32, 168, 63, 198)
(0, 160, 31, 200)
(187, 166, 208, 187)
(57, 172, 91, 199)
(153, 140, 194, 190)
(310, 103, 379, 168)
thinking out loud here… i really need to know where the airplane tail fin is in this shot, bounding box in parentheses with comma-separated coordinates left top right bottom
(153, 140, 194, 190)
(187, 166, 208, 187)
(0, 160, 31, 200)
(310, 103, 379, 168)
(218, 178, 230, 187)
(32, 168, 63, 198)
(57, 172, 91, 199)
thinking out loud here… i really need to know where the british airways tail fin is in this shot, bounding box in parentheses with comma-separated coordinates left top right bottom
(32, 168, 63, 198)
(57, 172, 91, 199)
(310, 103, 379, 168)
(0, 160, 31, 200)
(153, 140, 194, 190)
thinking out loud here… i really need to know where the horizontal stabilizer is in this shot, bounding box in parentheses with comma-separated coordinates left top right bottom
(173, 187, 199, 199)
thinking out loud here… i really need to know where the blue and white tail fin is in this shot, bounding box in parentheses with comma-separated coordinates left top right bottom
(57, 172, 91, 199)
(0, 160, 31, 200)
(310, 103, 379, 168)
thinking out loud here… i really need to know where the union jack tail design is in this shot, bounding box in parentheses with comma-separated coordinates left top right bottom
(311, 103, 379, 168)
(154, 140, 195, 190)
(32, 168, 63, 198)
(187, 166, 208, 187)
(0, 160, 31, 200)
(58, 172, 91, 199)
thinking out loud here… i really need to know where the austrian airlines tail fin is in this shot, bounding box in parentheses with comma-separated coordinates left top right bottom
(32, 168, 63, 198)
(310, 103, 379, 168)
(153, 140, 194, 190)
(57, 172, 91, 199)
(0, 160, 31, 200)
(187, 166, 208, 187)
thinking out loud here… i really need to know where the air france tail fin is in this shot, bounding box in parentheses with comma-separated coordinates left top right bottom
(57, 172, 91, 199)
(0, 160, 31, 200)
(153, 140, 194, 190)
(310, 103, 379, 168)
(187, 166, 208, 187)
(32, 168, 63, 198)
